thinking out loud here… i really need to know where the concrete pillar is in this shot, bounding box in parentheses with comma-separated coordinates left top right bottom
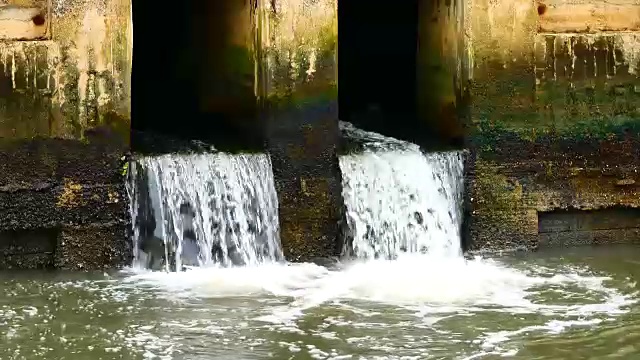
(416, 0, 467, 148)
(258, 0, 344, 261)
(195, 0, 259, 147)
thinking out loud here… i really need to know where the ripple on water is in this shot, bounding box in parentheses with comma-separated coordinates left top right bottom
(0, 254, 637, 359)
(115, 254, 638, 358)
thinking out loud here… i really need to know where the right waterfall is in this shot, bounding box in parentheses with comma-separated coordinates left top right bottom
(338, 121, 465, 259)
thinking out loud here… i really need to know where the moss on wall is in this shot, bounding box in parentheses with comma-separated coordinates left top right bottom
(259, 0, 337, 108)
(469, 1, 640, 140)
(0, 0, 131, 144)
(0, 0, 132, 269)
(467, 0, 640, 251)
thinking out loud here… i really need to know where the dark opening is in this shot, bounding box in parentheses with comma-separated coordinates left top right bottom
(338, 0, 465, 150)
(339, 0, 419, 141)
(538, 207, 640, 246)
(32, 13, 46, 26)
(0, 228, 60, 269)
(537, 3, 547, 15)
(538, 207, 640, 233)
(131, 0, 263, 154)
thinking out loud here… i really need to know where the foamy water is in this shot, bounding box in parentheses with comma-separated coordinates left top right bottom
(127, 152, 281, 271)
(110, 252, 638, 358)
(105, 124, 640, 359)
(339, 122, 464, 259)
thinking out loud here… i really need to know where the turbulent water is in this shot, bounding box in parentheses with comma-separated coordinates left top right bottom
(127, 152, 282, 271)
(339, 122, 464, 259)
(2, 127, 640, 359)
(1, 248, 638, 359)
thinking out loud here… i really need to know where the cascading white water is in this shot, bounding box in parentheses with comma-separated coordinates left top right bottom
(127, 152, 282, 271)
(118, 126, 636, 360)
(339, 122, 464, 259)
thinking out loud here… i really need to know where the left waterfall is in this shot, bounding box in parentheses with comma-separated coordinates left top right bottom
(126, 152, 282, 271)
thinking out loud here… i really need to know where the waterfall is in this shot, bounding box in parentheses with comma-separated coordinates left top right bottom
(339, 122, 464, 259)
(127, 152, 282, 271)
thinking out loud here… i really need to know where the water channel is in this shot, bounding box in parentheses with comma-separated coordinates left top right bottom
(1, 124, 638, 359)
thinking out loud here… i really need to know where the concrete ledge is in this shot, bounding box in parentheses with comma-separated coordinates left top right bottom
(266, 101, 344, 261)
(0, 136, 129, 269)
(538, 228, 640, 248)
(0, 183, 126, 230)
(0, 228, 57, 269)
(0, 252, 54, 269)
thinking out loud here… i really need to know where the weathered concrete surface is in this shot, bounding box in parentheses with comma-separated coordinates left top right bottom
(538, 207, 640, 246)
(417, 0, 467, 147)
(0, 228, 57, 269)
(0, 133, 129, 269)
(468, 134, 640, 250)
(0, 0, 131, 269)
(538, 1, 640, 33)
(0, 1, 50, 40)
(466, 0, 640, 251)
(55, 223, 129, 270)
(260, 0, 344, 261)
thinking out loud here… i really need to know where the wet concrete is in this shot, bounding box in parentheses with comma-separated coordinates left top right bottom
(266, 100, 345, 261)
(0, 131, 130, 270)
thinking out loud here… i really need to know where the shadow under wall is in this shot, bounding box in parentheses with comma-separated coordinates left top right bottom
(130, 0, 263, 154)
(338, 0, 466, 150)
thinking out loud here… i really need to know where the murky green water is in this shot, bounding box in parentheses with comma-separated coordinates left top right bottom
(2, 246, 640, 360)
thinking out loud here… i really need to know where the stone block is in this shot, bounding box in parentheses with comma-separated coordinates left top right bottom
(468, 139, 640, 251)
(538, 1, 640, 33)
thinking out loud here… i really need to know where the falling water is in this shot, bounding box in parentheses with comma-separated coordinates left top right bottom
(339, 122, 464, 259)
(93, 125, 638, 360)
(126, 152, 282, 271)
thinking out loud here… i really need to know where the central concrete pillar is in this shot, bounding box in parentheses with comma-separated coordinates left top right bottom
(416, 0, 467, 148)
(258, 0, 343, 261)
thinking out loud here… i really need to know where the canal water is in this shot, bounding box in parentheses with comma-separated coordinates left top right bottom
(2, 124, 639, 359)
(1, 248, 638, 359)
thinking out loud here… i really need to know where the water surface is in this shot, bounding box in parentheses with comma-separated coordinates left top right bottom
(1, 246, 638, 360)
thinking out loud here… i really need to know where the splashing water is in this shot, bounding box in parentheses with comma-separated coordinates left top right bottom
(126, 152, 282, 271)
(113, 125, 639, 359)
(339, 122, 464, 258)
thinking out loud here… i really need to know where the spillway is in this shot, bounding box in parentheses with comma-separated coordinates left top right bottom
(126, 152, 282, 271)
(339, 121, 464, 259)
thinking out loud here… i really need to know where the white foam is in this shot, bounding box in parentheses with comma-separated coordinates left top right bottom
(117, 124, 638, 358)
(339, 123, 464, 259)
(127, 152, 282, 270)
(115, 252, 637, 358)
(119, 253, 636, 318)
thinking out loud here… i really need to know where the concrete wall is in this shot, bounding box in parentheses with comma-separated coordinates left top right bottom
(0, 0, 344, 269)
(466, 0, 640, 251)
(417, 0, 467, 147)
(0, 0, 132, 269)
(260, 0, 344, 261)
